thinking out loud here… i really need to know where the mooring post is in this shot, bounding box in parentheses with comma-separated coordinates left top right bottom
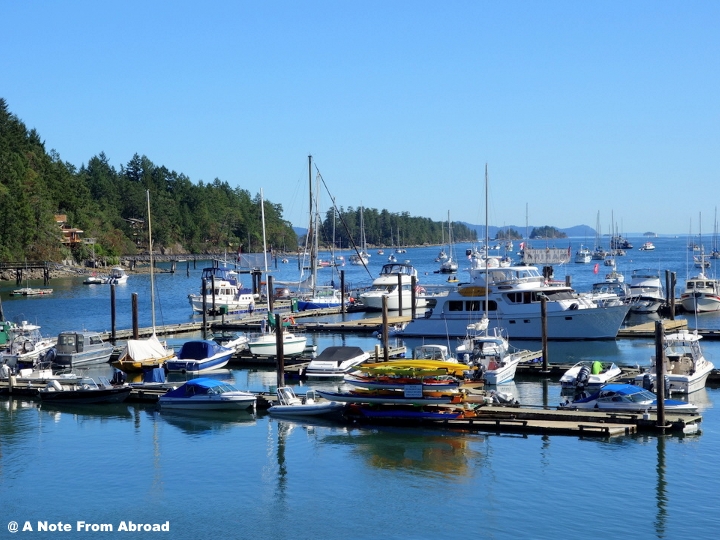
(655, 320, 666, 430)
(341, 270, 346, 315)
(670, 272, 676, 320)
(411, 274, 417, 319)
(201, 279, 207, 339)
(397, 274, 403, 316)
(275, 312, 285, 388)
(541, 296, 549, 373)
(110, 284, 116, 344)
(382, 296, 389, 362)
(132, 293, 139, 339)
(268, 275, 274, 313)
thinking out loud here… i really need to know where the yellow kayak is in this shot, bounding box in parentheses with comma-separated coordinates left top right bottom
(360, 360, 471, 377)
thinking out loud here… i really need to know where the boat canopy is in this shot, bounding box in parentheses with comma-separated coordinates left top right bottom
(177, 340, 227, 360)
(313, 346, 367, 366)
(162, 378, 238, 398)
(123, 335, 170, 361)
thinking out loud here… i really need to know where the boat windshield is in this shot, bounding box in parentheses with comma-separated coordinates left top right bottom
(207, 383, 239, 394)
(627, 389, 655, 402)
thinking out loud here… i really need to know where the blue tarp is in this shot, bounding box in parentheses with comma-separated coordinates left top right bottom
(162, 377, 226, 398)
(177, 340, 225, 360)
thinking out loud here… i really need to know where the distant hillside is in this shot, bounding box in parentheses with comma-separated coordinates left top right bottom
(459, 223, 595, 240)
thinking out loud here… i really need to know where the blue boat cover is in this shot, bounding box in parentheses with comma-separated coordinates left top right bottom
(177, 340, 226, 360)
(143, 367, 166, 383)
(162, 377, 229, 397)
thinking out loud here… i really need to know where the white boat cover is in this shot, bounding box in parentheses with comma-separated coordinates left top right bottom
(123, 335, 171, 361)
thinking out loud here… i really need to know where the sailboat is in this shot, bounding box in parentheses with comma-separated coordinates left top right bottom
(349, 205, 370, 266)
(296, 156, 344, 310)
(113, 191, 176, 372)
(711, 207, 720, 259)
(454, 165, 526, 384)
(438, 211, 458, 273)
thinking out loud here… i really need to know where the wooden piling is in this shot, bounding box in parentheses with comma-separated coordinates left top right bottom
(655, 320, 666, 430)
(541, 296, 549, 373)
(110, 284, 116, 344)
(397, 274, 403, 316)
(382, 296, 389, 362)
(275, 312, 285, 388)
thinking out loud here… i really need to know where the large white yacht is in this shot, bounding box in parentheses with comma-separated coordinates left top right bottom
(359, 262, 427, 311)
(400, 263, 630, 340)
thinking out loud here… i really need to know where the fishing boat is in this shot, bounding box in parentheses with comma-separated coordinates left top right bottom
(38, 374, 132, 404)
(52, 331, 115, 368)
(106, 266, 129, 284)
(574, 245, 592, 263)
(680, 272, 720, 313)
(248, 315, 308, 357)
(10, 287, 53, 296)
(303, 346, 369, 378)
(267, 387, 345, 417)
(558, 383, 698, 414)
(188, 266, 256, 314)
(0, 321, 56, 369)
(559, 361, 622, 389)
(158, 378, 256, 411)
(639, 242, 656, 251)
(358, 262, 428, 311)
(165, 340, 234, 374)
(633, 330, 714, 394)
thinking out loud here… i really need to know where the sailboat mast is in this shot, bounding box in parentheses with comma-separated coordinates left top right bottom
(484, 164, 489, 327)
(260, 188, 268, 275)
(308, 155, 315, 289)
(146, 190, 156, 333)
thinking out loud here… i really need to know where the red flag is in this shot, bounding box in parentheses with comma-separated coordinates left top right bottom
(593, 263, 599, 274)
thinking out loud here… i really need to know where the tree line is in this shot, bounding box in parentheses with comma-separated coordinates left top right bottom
(0, 98, 475, 262)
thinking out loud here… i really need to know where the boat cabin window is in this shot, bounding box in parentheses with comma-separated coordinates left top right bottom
(447, 300, 497, 312)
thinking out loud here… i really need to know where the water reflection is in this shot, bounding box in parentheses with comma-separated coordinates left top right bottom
(159, 409, 256, 436)
(321, 426, 484, 479)
(655, 435, 667, 537)
(38, 402, 134, 422)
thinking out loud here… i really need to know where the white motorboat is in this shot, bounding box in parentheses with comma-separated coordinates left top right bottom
(158, 378, 256, 411)
(559, 361, 622, 389)
(359, 262, 428, 311)
(639, 242, 655, 251)
(248, 330, 307, 358)
(106, 266, 129, 284)
(165, 340, 234, 374)
(455, 329, 526, 385)
(212, 332, 250, 354)
(628, 268, 665, 313)
(188, 267, 256, 314)
(559, 383, 698, 414)
(267, 387, 345, 417)
(680, 272, 720, 313)
(584, 281, 631, 308)
(633, 330, 714, 394)
(574, 245, 592, 263)
(303, 346, 369, 378)
(413, 343, 458, 363)
(0, 321, 56, 369)
(400, 263, 630, 340)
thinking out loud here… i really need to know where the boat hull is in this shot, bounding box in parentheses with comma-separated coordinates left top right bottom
(166, 352, 233, 374)
(39, 386, 132, 404)
(158, 395, 256, 410)
(248, 334, 307, 357)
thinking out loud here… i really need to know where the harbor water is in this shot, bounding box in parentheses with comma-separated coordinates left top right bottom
(2, 235, 720, 539)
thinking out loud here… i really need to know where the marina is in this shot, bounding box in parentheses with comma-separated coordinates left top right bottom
(2, 236, 720, 539)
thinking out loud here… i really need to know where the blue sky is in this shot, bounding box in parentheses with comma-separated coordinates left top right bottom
(3, 1, 719, 235)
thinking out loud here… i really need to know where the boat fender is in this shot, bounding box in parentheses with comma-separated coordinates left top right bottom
(46, 379, 63, 392)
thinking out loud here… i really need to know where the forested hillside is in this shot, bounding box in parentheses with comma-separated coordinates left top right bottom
(0, 99, 475, 262)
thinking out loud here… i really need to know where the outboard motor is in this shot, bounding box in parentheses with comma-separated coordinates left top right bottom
(642, 373, 654, 392)
(111, 370, 127, 386)
(576, 365, 591, 388)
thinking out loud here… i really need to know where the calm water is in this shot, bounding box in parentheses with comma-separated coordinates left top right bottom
(2, 236, 720, 539)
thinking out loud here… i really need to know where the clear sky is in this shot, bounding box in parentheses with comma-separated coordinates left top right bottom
(2, 1, 719, 235)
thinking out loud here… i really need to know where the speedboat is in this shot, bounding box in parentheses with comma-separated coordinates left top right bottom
(560, 361, 622, 389)
(633, 330, 714, 394)
(166, 340, 234, 374)
(574, 245, 592, 263)
(267, 387, 345, 417)
(680, 272, 720, 313)
(38, 374, 132, 404)
(400, 263, 630, 340)
(0, 321, 56, 369)
(188, 267, 256, 314)
(628, 268, 665, 313)
(303, 346, 369, 378)
(106, 266, 129, 284)
(248, 330, 307, 358)
(358, 262, 428, 311)
(639, 242, 655, 251)
(158, 378, 256, 411)
(558, 383, 698, 413)
(52, 331, 115, 368)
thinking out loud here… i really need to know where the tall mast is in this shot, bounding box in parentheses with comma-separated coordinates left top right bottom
(146, 190, 156, 333)
(484, 164, 489, 332)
